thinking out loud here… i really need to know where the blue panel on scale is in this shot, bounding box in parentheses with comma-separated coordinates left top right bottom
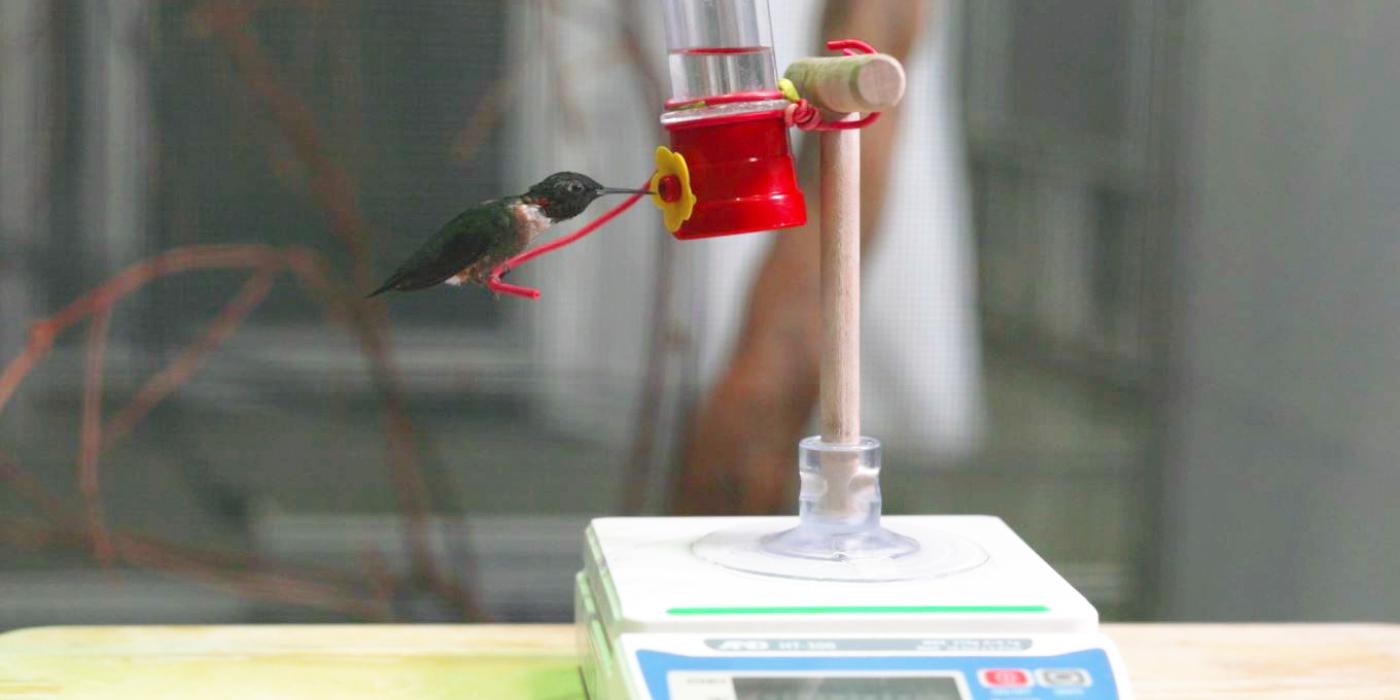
(637, 648, 1119, 699)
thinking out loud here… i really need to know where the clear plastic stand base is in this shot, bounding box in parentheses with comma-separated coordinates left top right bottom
(692, 436, 988, 582)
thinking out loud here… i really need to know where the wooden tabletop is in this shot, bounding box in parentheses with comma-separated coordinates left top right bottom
(0, 623, 1396, 699)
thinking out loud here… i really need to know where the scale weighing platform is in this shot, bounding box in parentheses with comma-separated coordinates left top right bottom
(576, 516, 1131, 700)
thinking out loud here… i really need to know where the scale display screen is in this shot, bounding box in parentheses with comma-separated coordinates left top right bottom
(667, 672, 968, 700)
(732, 676, 965, 700)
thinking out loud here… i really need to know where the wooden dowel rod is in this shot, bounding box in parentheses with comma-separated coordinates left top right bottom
(819, 120, 861, 445)
(784, 53, 907, 114)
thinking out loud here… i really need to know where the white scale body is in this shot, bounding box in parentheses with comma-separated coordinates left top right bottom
(576, 516, 1132, 700)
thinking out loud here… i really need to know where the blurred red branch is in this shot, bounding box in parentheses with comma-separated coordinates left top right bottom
(1, 245, 319, 565)
(104, 263, 281, 449)
(79, 307, 114, 565)
(186, 0, 482, 619)
(0, 244, 406, 619)
(3, 0, 486, 609)
(0, 245, 303, 416)
(188, 1, 373, 287)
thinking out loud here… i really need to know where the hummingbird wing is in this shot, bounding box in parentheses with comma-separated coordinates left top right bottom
(368, 198, 516, 296)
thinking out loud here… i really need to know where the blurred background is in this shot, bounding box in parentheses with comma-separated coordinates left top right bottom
(2, 0, 1397, 629)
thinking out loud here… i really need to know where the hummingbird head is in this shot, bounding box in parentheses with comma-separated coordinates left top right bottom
(523, 172, 650, 221)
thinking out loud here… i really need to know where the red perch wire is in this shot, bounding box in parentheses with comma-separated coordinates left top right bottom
(486, 178, 653, 300)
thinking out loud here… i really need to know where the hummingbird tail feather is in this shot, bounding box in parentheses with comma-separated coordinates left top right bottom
(366, 274, 403, 298)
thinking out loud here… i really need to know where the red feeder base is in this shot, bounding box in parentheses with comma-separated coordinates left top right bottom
(664, 111, 807, 239)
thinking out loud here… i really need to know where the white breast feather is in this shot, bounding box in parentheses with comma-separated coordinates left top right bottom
(513, 202, 554, 244)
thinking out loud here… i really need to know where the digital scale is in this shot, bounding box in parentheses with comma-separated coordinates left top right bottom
(575, 516, 1131, 700)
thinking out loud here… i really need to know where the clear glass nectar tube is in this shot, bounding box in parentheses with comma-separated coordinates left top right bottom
(661, 0, 777, 103)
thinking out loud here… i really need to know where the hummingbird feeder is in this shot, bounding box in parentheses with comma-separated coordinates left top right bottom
(654, 0, 805, 239)
(488, 0, 902, 300)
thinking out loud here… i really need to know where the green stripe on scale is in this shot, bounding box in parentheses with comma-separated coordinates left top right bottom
(666, 605, 1050, 616)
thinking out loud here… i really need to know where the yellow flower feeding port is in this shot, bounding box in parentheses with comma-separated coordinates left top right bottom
(649, 146, 697, 233)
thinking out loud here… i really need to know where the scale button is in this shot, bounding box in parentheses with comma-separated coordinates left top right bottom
(1036, 668, 1093, 687)
(978, 668, 1033, 687)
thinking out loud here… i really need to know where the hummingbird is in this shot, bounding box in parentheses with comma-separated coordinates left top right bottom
(368, 172, 649, 297)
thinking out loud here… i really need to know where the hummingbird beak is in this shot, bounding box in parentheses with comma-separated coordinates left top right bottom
(598, 186, 654, 195)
